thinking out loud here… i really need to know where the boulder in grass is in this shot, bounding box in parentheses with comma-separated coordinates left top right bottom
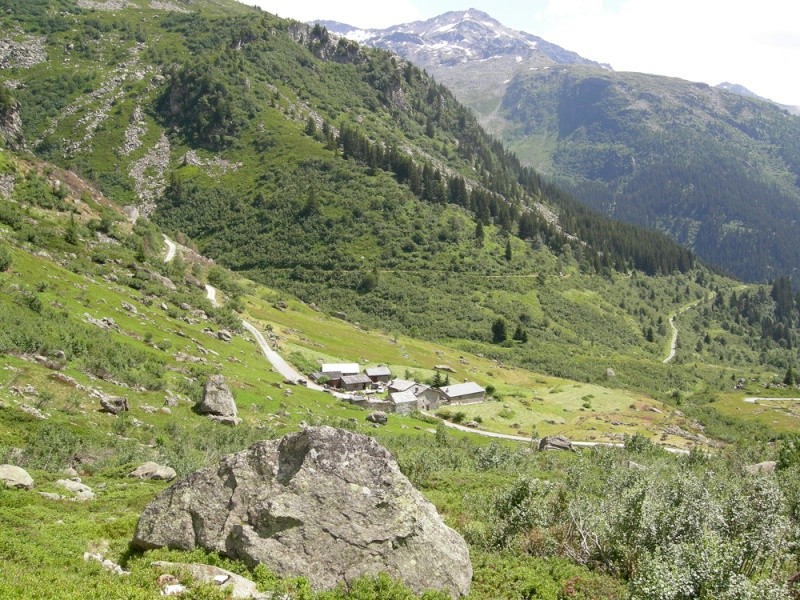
(0, 464, 33, 490)
(133, 426, 472, 598)
(129, 462, 177, 481)
(195, 375, 237, 418)
(366, 411, 387, 425)
(537, 435, 574, 452)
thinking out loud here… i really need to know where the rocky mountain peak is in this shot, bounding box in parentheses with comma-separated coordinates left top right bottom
(317, 10, 608, 71)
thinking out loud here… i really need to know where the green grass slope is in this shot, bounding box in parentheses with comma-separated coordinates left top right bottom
(1, 134, 800, 599)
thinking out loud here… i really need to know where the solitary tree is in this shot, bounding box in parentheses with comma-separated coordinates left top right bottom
(785, 366, 796, 386)
(512, 324, 528, 343)
(492, 318, 508, 343)
(505, 238, 512, 261)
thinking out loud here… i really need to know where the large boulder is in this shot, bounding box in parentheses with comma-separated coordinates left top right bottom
(0, 464, 33, 490)
(538, 435, 574, 452)
(196, 375, 237, 417)
(132, 426, 472, 597)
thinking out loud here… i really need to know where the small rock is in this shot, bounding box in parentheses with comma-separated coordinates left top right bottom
(121, 302, 137, 314)
(100, 396, 129, 415)
(627, 460, 648, 471)
(63, 467, 79, 477)
(19, 404, 47, 420)
(465, 421, 480, 428)
(0, 464, 34, 490)
(38, 492, 63, 500)
(161, 584, 186, 596)
(129, 462, 177, 481)
(55, 478, 95, 501)
(217, 329, 233, 342)
(366, 411, 387, 425)
(156, 574, 179, 588)
(209, 415, 242, 426)
(49, 372, 79, 387)
(605, 368, 616, 378)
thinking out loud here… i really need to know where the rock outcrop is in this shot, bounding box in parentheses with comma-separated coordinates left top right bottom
(195, 375, 237, 418)
(132, 426, 472, 597)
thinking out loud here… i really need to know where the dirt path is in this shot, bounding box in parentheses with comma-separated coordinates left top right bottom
(435, 417, 689, 454)
(162, 234, 176, 263)
(745, 397, 800, 403)
(203, 282, 332, 393)
(663, 294, 717, 364)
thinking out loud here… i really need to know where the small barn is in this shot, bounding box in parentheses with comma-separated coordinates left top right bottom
(365, 366, 392, 384)
(411, 384, 442, 410)
(322, 363, 360, 376)
(389, 391, 418, 414)
(440, 382, 485, 405)
(313, 371, 342, 387)
(340, 374, 372, 392)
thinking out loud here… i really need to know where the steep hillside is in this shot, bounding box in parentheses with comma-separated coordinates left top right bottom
(2, 148, 800, 598)
(498, 66, 800, 282)
(0, 0, 715, 393)
(339, 11, 800, 283)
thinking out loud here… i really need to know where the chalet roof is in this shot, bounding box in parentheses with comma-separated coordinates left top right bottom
(411, 383, 432, 396)
(389, 391, 418, 405)
(365, 366, 392, 377)
(322, 363, 360, 375)
(320, 371, 342, 381)
(388, 379, 416, 392)
(340, 374, 372, 385)
(440, 382, 485, 398)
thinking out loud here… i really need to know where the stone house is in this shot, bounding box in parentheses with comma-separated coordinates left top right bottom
(340, 374, 372, 392)
(365, 366, 392, 384)
(439, 382, 485, 405)
(388, 391, 418, 415)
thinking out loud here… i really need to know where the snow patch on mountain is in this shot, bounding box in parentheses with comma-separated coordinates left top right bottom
(315, 10, 609, 71)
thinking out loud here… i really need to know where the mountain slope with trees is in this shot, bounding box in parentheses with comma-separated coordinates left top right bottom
(337, 11, 800, 283)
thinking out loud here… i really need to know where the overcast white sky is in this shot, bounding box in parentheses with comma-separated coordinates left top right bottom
(244, 0, 800, 107)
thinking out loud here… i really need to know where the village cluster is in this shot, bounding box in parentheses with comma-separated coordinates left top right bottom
(309, 363, 486, 414)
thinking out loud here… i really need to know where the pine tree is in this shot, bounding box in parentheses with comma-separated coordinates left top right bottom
(785, 366, 796, 386)
(492, 318, 508, 343)
(475, 221, 484, 248)
(505, 238, 512, 261)
(512, 324, 528, 343)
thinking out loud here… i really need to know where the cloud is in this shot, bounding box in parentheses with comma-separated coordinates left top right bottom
(244, 0, 422, 28)
(536, 0, 800, 105)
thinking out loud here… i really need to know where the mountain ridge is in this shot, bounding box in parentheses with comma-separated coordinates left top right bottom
(336, 9, 800, 282)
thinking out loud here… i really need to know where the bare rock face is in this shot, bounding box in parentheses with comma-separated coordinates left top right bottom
(132, 426, 472, 597)
(196, 375, 237, 418)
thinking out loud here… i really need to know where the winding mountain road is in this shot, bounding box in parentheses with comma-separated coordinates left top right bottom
(203, 282, 328, 392)
(662, 294, 717, 364)
(435, 417, 690, 454)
